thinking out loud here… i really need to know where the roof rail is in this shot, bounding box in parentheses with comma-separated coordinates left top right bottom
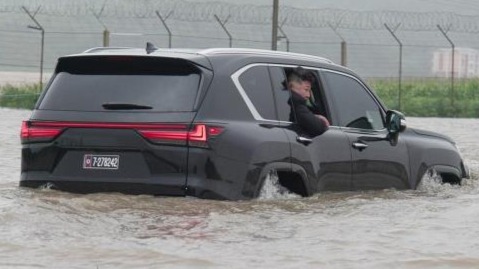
(198, 48, 334, 64)
(83, 47, 133, 53)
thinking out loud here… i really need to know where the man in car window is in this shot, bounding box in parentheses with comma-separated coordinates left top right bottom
(287, 67, 330, 137)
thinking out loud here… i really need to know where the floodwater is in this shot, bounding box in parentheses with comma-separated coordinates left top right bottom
(0, 108, 478, 269)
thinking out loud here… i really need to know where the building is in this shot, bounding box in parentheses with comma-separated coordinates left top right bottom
(432, 47, 479, 78)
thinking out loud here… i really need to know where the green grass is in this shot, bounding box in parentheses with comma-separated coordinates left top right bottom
(0, 84, 41, 109)
(368, 78, 479, 118)
(1, 80, 479, 117)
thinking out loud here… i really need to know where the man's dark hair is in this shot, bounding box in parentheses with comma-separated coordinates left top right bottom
(288, 71, 302, 83)
(282, 67, 315, 88)
(282, 67, 301, 88)
(292, 67, 315, 82)
(295, 67, 315, 83)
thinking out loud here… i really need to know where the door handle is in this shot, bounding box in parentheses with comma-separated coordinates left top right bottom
(352, 141, 368, 151)
(296, 136, 313, 145)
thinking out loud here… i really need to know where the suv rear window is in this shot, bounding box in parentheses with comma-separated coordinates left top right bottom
(38, 56, 202, 112)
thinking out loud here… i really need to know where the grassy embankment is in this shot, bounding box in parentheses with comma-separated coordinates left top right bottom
(368, 78, 479, 118)
(1, 79, 478, 117)
(0, 84, 41, 110)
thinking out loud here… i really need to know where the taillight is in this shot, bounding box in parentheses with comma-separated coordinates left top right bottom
(21, 121, 64, 144)
(137, 124, 224, 147)
(20, 121, 224, 147)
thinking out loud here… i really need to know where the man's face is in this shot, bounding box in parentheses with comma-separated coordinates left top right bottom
(291, 80, 311, 100)
(302, 80, 312, 94)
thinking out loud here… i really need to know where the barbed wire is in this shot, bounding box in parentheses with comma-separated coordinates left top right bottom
(1, 0, 479, 33)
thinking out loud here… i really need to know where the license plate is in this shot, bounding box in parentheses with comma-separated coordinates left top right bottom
(83, 154, 120, 170)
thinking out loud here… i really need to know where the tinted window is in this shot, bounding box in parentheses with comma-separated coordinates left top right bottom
(39, 57, 201, 112)
(269, 66, 290, 122)
(322, 71, 384, 130)
(238, 65, 276, 120)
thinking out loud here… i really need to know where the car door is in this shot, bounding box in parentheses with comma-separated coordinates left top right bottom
(320, 70, 410, 190)
(268, 65, 352, 193)
(230, 64, 294, 197)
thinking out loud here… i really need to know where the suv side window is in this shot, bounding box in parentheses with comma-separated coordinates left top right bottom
(322, 71, 385, 130)
(268, 66, 290, 122)
(269, 66, 331, 123)
(238, 65, 276, 120)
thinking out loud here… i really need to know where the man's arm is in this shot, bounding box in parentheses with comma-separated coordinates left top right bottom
(295, 104, 329, 136)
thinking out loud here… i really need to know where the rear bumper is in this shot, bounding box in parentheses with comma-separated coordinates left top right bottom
(20, 173, 186, 196)
(19, 167, 253, 200)
(21, 150, 261, 200)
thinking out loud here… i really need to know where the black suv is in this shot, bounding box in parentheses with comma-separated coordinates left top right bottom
(20, 46, 469, 200)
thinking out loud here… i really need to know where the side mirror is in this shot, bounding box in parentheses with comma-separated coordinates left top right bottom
(386, 110, 406, 134)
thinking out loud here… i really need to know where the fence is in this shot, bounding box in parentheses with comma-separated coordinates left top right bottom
(1, 0, 479, 114)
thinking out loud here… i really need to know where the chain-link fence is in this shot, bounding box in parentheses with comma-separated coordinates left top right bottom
(1, 0, 479, 115)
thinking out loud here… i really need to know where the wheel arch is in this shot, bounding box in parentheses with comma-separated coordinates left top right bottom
(434, 164, 463, 184)
(255, 162, 311, 197)
(406, 132, 465, 188)
(414, 163, 463, 189)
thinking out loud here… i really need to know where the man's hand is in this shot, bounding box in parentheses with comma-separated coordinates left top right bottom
(315, 115, 330, 128)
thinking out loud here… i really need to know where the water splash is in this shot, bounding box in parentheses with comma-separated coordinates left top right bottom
(39, 182, 56, 190)
(416, 167, 468, 196)
(258, 170, 300, 200)
(466, 159, 479, 181)
(417, 168, 443, 191)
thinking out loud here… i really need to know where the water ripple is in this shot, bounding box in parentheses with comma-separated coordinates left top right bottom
(1, 109, 479, 268)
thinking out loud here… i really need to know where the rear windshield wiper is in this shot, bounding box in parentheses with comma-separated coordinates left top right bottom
(102, 103, 153, 110)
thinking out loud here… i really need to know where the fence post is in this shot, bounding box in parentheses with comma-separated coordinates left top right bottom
(214, 14, 233, 48)
(437, 25, 456, 112)
(340, 41, 347, 67)
(22, 6, 44, 91)
(155, 11, 173, 48)
(384, 23, 403, 111)
(277, 19, 289, 52)
(328, 23, 347, 67)
(271, 0, 279, 50)
(103, 30, 110, 47)
(92, 3, 109, 47)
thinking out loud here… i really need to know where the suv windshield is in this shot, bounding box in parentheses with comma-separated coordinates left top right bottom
(38, 56, 202, 112)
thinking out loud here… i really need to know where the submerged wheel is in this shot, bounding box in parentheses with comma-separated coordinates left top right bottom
(258, 169, 308, 198)
(421, 167, 462, 187)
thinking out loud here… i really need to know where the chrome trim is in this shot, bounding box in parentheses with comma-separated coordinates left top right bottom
(352, 142, 368, 149)
(230, 63, 278, 123)
(297, 136, 313, 144)
(341, 126, 387, 133)
(231, 63, 331, 125)
(231, 62, 385, 132)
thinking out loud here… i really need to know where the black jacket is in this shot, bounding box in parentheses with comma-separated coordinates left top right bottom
(288, 91, 329, 137)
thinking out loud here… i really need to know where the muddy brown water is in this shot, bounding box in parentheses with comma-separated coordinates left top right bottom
(1, 108, 478, 269)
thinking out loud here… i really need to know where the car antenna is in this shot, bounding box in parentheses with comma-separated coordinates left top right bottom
(146, 42, 158, 54)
